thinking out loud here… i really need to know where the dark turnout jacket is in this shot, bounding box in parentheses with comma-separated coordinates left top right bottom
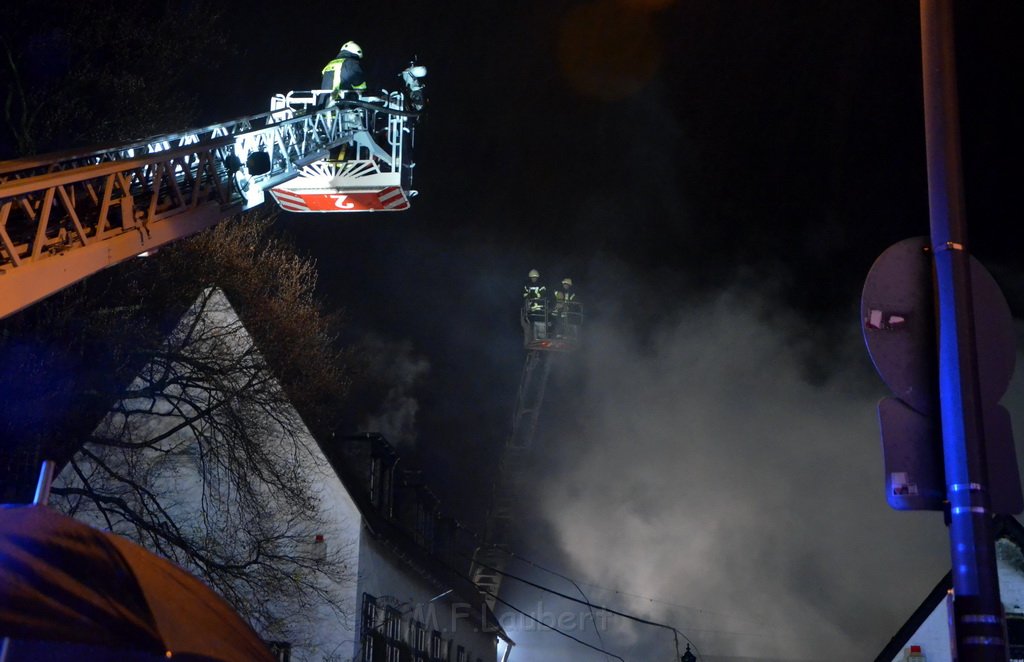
(321, 50, 366, 94)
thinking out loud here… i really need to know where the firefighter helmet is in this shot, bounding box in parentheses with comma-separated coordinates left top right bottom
(528, 269, 540, 280)
(341, 41, 363, 58)
(562, 278, 573, 287)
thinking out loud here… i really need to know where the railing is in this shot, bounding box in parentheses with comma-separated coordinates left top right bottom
(0, 90, 409, 317)
(520, 299, 583, 350)
(270, 90, 409, 179)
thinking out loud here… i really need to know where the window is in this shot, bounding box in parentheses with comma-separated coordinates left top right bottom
(412, 621, 428, 661)
(370, 455, 397, 517)
(430, 631, 442, 662)
(369, 457, 381, 506)
(417, 502, 435, 549)
(384, 607, 402, 662)
(360, 594, 378, 662)
(381, 465, 395, 517)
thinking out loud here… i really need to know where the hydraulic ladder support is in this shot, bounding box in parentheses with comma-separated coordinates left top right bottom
(470, 349, 553, 610)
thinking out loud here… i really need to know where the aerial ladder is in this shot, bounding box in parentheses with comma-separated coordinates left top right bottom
(469, 288, 583, 610)
(0, 64, 427, 319)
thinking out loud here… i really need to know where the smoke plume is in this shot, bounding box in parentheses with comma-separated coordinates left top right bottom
(506, 267, 1023, 660)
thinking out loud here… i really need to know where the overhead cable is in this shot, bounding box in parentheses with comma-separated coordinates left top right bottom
(462, 552, 702, 661)
(477, 583, 626, 662)
(504, 550, 611, 661)
(437, 554, 626, 661)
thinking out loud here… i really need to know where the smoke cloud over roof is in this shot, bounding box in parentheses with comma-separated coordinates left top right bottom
(503, 267, 1024, 660)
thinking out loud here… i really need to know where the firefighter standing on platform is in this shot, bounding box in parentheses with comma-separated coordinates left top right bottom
(553, 277, 577, 338)
(321, 41, 367, 161)
(523, 269, 548, 341)
(322, 41, 367, 102)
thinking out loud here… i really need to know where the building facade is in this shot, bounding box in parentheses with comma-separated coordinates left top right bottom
(53, 289, 506, 662)
(329, 433, 507, 662)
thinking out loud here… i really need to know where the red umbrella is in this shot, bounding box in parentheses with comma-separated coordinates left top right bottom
(0, 504, 276, 662)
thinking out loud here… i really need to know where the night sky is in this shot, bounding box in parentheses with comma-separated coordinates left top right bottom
(12, 1, 1024, 659)
(231, 2, 1024, 659)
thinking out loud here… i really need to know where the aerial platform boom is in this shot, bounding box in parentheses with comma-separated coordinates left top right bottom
(0, 66, 424, 319)
(470, 298, 583, 609)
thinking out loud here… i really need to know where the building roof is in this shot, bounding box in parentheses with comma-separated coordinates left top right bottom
(874, 515, 1024, 661)
(6, 282, 507, 643)
(319, 432, 509, 641)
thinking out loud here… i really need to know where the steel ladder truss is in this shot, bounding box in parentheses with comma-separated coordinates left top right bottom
(470, 349, 553, 610)
(0, 97, 398, 318)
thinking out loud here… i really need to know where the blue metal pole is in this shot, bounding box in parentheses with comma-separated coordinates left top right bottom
(32, 460, 55, 506)
(919, 1, 1006, 658)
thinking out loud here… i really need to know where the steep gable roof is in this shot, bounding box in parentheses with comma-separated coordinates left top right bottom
(320, 432, 508, 640)
(45, 284, 506, 643)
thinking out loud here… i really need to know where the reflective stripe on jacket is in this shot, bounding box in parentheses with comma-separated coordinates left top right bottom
(524, 284, 547, 312)
(321, 57, 367, 94)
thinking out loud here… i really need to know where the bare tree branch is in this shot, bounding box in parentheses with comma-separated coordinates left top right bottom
(5, 213, 361, 647)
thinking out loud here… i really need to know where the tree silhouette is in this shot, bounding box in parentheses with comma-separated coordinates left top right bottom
(1, 0, 231, 158)
(1, 214, 355, 649)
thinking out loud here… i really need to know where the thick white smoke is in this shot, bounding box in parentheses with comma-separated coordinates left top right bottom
(512, 279, 1023, 660)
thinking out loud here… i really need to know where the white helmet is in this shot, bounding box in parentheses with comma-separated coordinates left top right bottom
(528, 269, 540, 280)
(562, 278, 573, 287)
(341, 41, 363, 58)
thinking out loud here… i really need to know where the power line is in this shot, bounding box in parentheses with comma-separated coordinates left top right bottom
(480, 584, 626, 662)
(434, 552, 626, 661)
(567, 576, 759, 623)
(462, 552, 703, 661)
(503, 548, 764, 630)
(458, 522, 724, 656)
(347, 545, 626, 662)
(506, 550, 612, 661)
(459, 521, 715, 619)
(502, 549, 771, 640)
(455, 516, 767, 651)
(387, 519, 624, 661)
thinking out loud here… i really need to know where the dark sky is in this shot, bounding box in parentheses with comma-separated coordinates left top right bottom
(10, 1, 1024, 659)
(244, 2, 1024, 659)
